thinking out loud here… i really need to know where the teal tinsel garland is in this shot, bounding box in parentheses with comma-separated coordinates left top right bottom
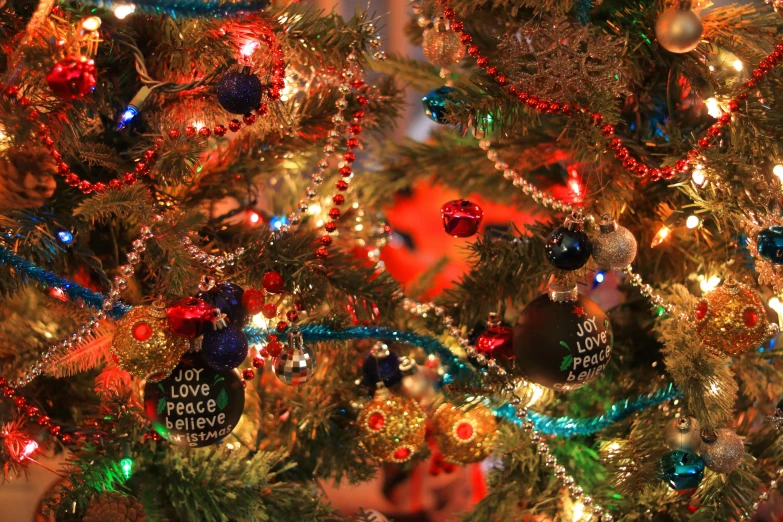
(0, 244, 129, 318)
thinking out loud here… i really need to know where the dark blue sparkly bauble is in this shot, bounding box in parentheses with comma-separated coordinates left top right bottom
(196, 282, 248, 327)
(215, 69, 263, 115)
(756, 226, 783, 265)
(202, 325, 249, 370)
(659, 450, 704, 490)
(361, 350, 403, 393)
(423, 86, 457, 124)
(545, 225, 592, 271)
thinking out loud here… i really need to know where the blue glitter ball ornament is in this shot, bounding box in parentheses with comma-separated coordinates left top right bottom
(545, 212, 592, 271)
(659, 450, 705, 490)
(361, 347, 403, 393)
(423, 86, 457, 124)
(756, 226, 783, 265)
(196, 282, 248, 327)
(215, 68, 263, 115)
(202, 325, 249, 370)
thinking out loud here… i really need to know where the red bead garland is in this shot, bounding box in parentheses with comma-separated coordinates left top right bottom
(436, 0, 783, 182)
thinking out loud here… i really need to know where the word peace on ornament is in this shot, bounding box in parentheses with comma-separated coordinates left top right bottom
(143, 355, 244, 448)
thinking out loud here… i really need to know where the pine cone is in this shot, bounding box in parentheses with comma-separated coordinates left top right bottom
(83, 492, 146, 522)
(0, 145, 58, 209)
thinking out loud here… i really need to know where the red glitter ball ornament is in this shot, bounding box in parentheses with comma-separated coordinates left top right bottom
(441, 199, 483, 238)
(262, 303, 278, 319)
(166, 297, 215, 338)
(46, 56, 97, 101)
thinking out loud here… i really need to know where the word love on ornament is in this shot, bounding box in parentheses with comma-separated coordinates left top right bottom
(143, 355, 244, 448)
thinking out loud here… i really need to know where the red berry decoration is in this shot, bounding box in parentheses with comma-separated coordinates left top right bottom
(46, 55, 97, 101)
(266, 340, 283, 357)
(242, 368, 255, 380)
(262, 303, 278, 319)
(262, 270, 285, 294)
(441, 199, 483, 238)
(242, 288, 265, 315)
(252, 356, 265, 369)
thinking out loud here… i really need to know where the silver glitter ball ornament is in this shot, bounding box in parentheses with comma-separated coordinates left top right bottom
(664, 416, 701, 452)
(592, 214, 637, 271)
(655, 5, 703, 54)
(422, 18, 465, 68)
(273, 327, 316, 386)
(701, 428, 744, 473)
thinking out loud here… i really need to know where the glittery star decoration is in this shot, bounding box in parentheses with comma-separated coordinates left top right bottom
(573, 306, 586, 317)
(767, 408, 783, 432)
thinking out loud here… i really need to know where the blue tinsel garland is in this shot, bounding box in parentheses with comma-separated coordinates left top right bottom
(0, 249, 679, 437)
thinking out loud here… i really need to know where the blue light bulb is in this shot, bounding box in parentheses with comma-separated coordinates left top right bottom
(117, 107, 138, 130)
(57, 230, 73, 245)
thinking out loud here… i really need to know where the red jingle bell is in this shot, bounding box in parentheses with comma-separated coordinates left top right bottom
(476, 313, 514, 360)
(441, 199, 483, 238)
(46, 56, 97, 101)
(166, 297, 215, 338)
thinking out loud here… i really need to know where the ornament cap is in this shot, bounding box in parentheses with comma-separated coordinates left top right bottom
(431, 16, 451, 32)
(149, 299, 167, 319)
(598, 213, 619, 234)
(287, 325, 304, 350)
(700, 428, 718, 444)
(398, 356, 418, 376)
(370, 341, 390, 359)
(563, 210, 585, 233)
(547, 271, 578, 302)
(487, 312, 501, 327)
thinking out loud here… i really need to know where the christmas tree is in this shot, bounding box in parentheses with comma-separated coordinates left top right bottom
(1, 0, 783, 519)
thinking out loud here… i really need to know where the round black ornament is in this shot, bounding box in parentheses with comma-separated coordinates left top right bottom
(202, 325, 249, 370)
(545, 211, 592, 271)
(143, 355, 244, 447)
(215, 67, 263, 115)
(196, 282, 248, 328)
(512, 293, 613, 391)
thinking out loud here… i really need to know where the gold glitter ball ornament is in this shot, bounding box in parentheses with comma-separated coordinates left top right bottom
(694, 278, 769, 356)
(357, 387, 427, 463)
(111, 301, 190, 382)
(700, 428, 744, 473)
(422, 18, 465, 68)
(591, 214, 637, 271)
(431, 403, 497, 465)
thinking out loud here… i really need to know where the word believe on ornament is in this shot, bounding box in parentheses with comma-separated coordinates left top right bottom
(143, 355, 244, 448)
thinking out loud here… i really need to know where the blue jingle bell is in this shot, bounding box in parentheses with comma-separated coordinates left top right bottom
(659, 450, 705, 490)
(756, 226, 783, 265)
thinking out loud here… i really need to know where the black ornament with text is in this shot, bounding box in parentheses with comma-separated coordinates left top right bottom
(143, 355, 244, 448)
(512, 293, 612, 390)
(545, 211, 592, 271)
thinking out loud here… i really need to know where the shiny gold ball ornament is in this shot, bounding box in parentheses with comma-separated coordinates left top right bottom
(431, 403, 497, 465)
(655, 4, 703, 54)
(357, 387, 427, 463)
(111, 301, 190, 381)
(700, 428, 744, 473)
(592, 214, 637, 271)
(664, 416, 701, 452)
(694, 278, 770, 356)
(422, 17, 465, 68)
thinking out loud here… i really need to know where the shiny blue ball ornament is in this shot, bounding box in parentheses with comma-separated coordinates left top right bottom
(216, 68, 263, 115)
(196, 282, 248, 327)
(659, 450, 705, 490)
(361, 346, 403, 393)
(756, 226, 783, 265)
(423, 86, 457, 124)
(202, 325, 249, 370)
